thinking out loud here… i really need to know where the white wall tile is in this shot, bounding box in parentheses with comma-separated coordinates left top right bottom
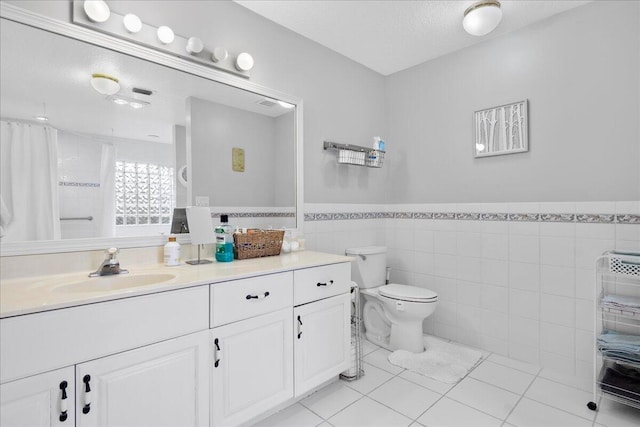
(540, 294, 575, 327)
(482, 284, 509, 313)
(509, 316, 540, 346)
(434, 231, 457, 254)
(540, 222, 575, 238)
(509, 222, 540, 236)
(457, 256, 482, 282)
(413, 229, 434, 253)
(575, 268, 595, 301)
(539, 202, 576, 213)
(413, 252, 434, 275)
(575, 299, 595, 332)
(482, 259, 509, 287)
(615, 201, 640, 214)
(482, 220, 509, 234)
(510, 289, 540, 320)
(434, 322, 458, 341)
(574, 201, 616, 214)
(540, 265, 575, 297)
(575, 329, 594, 362)
(433, 254, 457, 278)
(509, 235, 540, 263)
(576, 223, 615, 240)
(457, 305, 484, 334)
(540, 322, 574, 357)
(509, 342, 540, 366)
(429, 276, 457, 301)
(457, 232, 482, 257)
(509, 262, 540, 291)
(615, 224, 640, 242)
(482, 233, 509, 260)
(433, 300, 457, 325)
(457, 280, 483, 307)
(539, 351, 576, 375)
(482, 310, 509, 339)
(575, 239, 615, 268)
(540, 237, 576, 267)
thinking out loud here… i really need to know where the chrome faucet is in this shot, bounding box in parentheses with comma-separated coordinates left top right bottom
(89, 248, 129, 277)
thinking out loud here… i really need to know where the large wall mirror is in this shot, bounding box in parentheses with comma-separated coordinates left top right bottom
(0, 6, 302, 256)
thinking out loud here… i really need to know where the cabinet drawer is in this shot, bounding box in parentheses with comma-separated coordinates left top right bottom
(211, 272, 293, 327)
(0, 286, 209, 384)
(294, 263, 351, 306)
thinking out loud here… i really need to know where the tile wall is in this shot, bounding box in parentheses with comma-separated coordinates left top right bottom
(304, 201, 640, 386)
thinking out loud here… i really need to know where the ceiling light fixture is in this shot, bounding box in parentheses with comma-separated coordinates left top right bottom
(34, 102, 49, 121)
(186, 37, 204, 54)
(91, 73, 120, 95)
(83, 0, 110, 23)
(123, 13, 142, 33)
(463, 0, 502, 36)
(157, 26, 175, 45)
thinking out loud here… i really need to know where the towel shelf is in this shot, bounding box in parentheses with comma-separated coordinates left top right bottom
(589, 250, 640, 412)
(323, 141, 385, 168)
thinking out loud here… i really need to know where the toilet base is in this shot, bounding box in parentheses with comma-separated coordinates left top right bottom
(365, 333, 430, 353)
(390, 320, 425, 353)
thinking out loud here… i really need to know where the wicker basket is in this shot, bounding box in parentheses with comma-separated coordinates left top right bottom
(233, 229, 285, 260)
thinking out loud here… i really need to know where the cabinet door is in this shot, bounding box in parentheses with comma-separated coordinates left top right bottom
(76, 331, 209, 427)
(294, 293, 351, 396)
(211, 307, 293, 426)
(0, 366, 74, 427)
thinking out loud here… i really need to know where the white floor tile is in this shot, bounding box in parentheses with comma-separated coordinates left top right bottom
(507, 398, 592, 427)
(537, 367, 592, 392)
(251, 403, 324, 427)
(301, 381, 362, 419)
(368, 376, 441, 419)
(487, 353, 542, 375)
(524, 377, 596, 421)
(416, 397, 502, 427)
(447, 377, 520, 420)
(343, 362, 395, 395)
(398, 369, 455, 394)
(594, 397, 640, 427)
(364, 348, 406, 375)
(470, 360, 536, 394)
(362, 339, 381, 356)
(328, 396, 413, 427)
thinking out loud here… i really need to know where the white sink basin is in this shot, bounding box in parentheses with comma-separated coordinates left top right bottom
(51, 273, 177, 293)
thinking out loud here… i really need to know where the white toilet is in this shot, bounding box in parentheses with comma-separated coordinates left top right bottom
(346, 246, 437, 353)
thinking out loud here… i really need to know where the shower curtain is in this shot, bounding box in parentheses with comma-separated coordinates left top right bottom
(98, 143, 116, 237)
(0, 120, 61, 241)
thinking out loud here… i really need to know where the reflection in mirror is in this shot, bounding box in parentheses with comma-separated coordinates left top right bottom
(0, 18, 297, 247)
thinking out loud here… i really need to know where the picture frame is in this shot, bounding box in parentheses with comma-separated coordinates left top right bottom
(474, 99, 528, 158)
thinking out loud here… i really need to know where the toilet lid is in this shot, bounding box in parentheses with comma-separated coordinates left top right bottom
(378, 284, 438, 302)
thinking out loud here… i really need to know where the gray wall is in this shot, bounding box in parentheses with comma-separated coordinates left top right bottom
(385, 0, 640, 203)
(188, 97, 283, 207)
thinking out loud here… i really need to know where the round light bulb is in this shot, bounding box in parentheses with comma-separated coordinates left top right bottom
(112, 98, 128, 105)
(463, 1, 502, 36)
(476, 143, 486, 152)
(129, 102, 144, 109)
(123, 13, 142, 33)
(157, 26, 175, 45)
(235, 52, 254, 72)
(186, 37, 204, 54)
(84, 0, 110, 23)
(211, 47, 228, 63)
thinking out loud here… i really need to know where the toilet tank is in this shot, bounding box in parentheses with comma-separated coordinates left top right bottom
(345, 246, 387, 289)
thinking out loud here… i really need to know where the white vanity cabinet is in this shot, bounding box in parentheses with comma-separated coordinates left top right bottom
(210, 273, 294, 426)
(75, 331, 209, 427)
(1, 367, 75, 427)
(293, 264, 351, 397)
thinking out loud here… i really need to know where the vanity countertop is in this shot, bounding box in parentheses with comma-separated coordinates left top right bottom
(0, 251, 352, 318)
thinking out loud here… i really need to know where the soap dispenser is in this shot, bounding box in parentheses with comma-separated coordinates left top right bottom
(215, 215, 234, 262)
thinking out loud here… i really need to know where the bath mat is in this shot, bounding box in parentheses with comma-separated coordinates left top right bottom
(388, 335, 482, 383)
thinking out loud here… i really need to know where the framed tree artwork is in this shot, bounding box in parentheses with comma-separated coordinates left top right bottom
(474, 99, 528, 158)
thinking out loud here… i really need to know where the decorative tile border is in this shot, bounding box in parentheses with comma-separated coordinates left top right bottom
(59, 181, 100, 188)
(304, 211, 640, 224)
(212, 212, 295, 218)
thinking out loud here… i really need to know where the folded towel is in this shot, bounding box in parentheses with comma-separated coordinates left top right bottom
(602, 294, 640, 309)
(600, 364, 640, 401)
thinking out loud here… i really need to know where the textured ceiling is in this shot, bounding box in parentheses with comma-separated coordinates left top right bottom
(234, 0, 591, 76)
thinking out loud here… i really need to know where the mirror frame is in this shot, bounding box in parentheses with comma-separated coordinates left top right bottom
(0, 3, 304, 256)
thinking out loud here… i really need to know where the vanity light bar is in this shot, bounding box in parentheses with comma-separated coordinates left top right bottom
(73, 0, 253, 78)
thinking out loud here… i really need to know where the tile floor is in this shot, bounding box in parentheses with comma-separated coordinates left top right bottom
(252, 339, 640, 427)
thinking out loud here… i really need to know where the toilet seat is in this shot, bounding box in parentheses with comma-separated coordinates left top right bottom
(378, 284, 438, 303)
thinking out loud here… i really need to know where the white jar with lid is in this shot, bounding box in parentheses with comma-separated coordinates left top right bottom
(164, 236, 181, 266)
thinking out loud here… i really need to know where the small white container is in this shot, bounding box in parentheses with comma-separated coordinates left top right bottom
(164, 236, 181, 266)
